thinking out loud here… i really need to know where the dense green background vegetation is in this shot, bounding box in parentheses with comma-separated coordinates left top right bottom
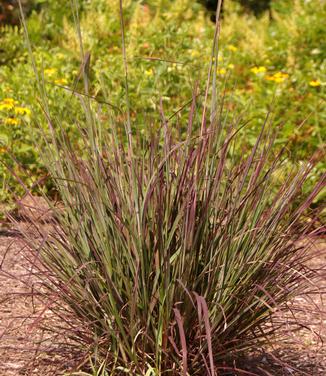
(0, 0, 325, 207)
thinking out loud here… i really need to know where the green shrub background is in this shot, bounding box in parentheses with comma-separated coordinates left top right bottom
(0, 0, 324, 207)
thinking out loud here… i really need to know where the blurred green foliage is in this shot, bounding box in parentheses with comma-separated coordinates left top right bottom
(0, 0, 324, 207)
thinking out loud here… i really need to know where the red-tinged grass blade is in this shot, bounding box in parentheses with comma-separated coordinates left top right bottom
(173, 307, 188, 376)
(193, 292, 216, 376)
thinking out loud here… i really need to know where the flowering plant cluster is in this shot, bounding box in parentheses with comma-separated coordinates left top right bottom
(0, 0, 324, 207)
(0, 97, 31, 126)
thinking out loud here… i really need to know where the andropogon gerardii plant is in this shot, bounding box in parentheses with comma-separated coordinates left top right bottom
(11, 0, 325, 374)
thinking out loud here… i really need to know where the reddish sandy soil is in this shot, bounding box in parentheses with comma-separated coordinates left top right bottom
(0, 234, 80, 376)
(0, 232, 325, 375)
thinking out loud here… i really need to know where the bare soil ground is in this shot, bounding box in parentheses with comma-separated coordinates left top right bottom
(0, 232, 325, 375)
(0, 234, 79, 376)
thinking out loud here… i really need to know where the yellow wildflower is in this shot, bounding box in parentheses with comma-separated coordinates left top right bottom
(4, 118, 20, 126)
(273, 76, 286, 83)
(227, 44, 238, 52)
(217, 68, 227, 75)
(145, 69, 154, 76)
(265, 75, 275, 81)
(265, 72, 288, 83)
(309, 80, 321, 87)
(44, 68, 57, 76)
(228, 63, 235, 69)
(250, 66, 266, 74)
(14, 107, 31, 116)
(54, 78, 68, 85)
(2, 98, 15, 104)
(0, 102, 14, 111)
(274, 72, 288, 79)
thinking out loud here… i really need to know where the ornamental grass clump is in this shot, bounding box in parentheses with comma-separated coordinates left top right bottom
(16, 1, 325, 375)
(20, 90, 325, 374)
